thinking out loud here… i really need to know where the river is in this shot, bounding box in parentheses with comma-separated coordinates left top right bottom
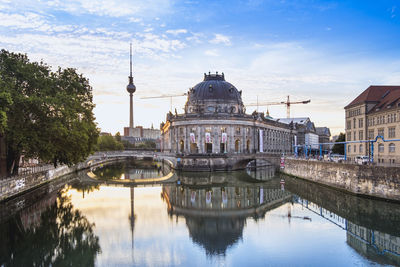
(1, 159, 399, 266)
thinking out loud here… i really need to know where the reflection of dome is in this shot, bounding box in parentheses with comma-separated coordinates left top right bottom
(186, 216, 244, 255)
(162, 182, 292, 256)
(188, 73, 242, 103)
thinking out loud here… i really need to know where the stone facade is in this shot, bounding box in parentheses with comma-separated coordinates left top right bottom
(282, 158, 400, 201)
(345, 86, 400, 164)
(161, 73, 294, 158)
(124, 126, 160, 139)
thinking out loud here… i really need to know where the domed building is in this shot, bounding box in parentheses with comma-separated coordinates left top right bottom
(161, 72, 294, 170)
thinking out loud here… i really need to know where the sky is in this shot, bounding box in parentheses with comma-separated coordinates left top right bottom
(1, 0, 400, 135)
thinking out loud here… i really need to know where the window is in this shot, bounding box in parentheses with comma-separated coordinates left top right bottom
(353, 118, 356, 128)
(347, 120, 351, 130)
(378, 143, 384, 153)
(354, 131, 356, 140)
(358, 118, 363, 128)
(205, 127, 212, 133)
(347, 132, 351, 141)
(207, 106, 214, 112)
(389, 127, 396, 138)
(221, 127, 227, 133)
(389, 143, 395, 153)
(246, 128, 250, 134)
(359, 130, 363, 140)
(353, 145, 356, 153)
(236, 127, 241, 134)
(348, 145, 351, 152)
(179, 127, 184, 135)
(190, 127, 196, 133)
(378, 128, 384, 137)
(359, 144, 363, 153)
(368, 129, 374, 139)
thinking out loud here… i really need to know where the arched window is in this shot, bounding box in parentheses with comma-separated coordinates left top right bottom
(389, 143, 395, 153)
(179, 140, 184, 153)
(359, 144, 363, 153)
(378, 143, 384, 153)
(235, 139, 241, 153)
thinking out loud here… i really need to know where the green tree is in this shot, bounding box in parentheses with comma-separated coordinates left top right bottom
(332, 132, 345, 154)
(96, 135, 124, 151)
(0, 49, 99, 175)
(115, 132, 121, 142)
(0, 82, 12, 134)
(0, 191, 101, 266)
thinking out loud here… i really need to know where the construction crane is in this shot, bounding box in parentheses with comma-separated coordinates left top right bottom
(247, 95, 311, 118)
(141, 93, 187, 112)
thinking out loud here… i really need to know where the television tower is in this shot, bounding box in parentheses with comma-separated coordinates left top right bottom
(127, 43, 136, 130)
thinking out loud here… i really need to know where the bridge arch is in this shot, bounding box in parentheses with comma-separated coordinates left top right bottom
(231, 158, 274, 170)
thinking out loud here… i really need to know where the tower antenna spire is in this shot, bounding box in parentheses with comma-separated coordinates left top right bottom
(126, 42, 136, 130)
(130, 42, 133, 77)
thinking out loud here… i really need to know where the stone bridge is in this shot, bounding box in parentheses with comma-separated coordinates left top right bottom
(92, 150, 282, 171)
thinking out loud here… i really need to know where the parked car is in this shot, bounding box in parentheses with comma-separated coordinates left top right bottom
(330, 154, 345, 163)
(355, 155, 369, 165)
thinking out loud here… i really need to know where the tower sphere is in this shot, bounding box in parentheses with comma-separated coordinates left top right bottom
(127, 83, 136, 94)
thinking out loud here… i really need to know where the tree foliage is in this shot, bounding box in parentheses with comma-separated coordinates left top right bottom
(0, 49, 99, 175)
(0, 191, 101, 266)
(96, 135, 124, 151)
(332, 132, 345, 154)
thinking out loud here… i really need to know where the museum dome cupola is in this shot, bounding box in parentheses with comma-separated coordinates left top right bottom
(185, 72, 245, 115)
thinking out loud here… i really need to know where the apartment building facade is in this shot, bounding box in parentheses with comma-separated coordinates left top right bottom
(345, 86, 400, 164)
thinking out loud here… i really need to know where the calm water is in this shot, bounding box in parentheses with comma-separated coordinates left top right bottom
(1, 160, 400, 266)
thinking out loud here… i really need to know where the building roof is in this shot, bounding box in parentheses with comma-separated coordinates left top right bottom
(368, 88, 400, 114)
(345, 85, 400, 109)
(187, 72, 242, 103)
(275, 117, 309, 125)
(316, 127, 331, 136)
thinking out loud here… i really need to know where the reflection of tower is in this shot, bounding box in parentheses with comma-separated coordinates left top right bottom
(126, 43, 136, 134)
(129, 187, 136, 250)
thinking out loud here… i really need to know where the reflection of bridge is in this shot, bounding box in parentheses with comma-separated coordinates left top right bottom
(89, 150, 282, 171)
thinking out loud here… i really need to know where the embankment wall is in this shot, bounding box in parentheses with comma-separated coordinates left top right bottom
(282, 159, 400, 201)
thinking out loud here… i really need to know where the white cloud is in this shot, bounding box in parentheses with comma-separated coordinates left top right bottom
(0, 11, 76, 33)
(2, 0, 173, 18)
(129, 17, 142, 23)
(209, 33, 231, 46)
(166, 29, 187, 35)
(204, 49, 219, 57)
(186, 32, 205, 44)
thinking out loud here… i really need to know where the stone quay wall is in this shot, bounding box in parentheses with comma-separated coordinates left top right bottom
(0, 156, 128, 202)
(282, 158, 400, 201)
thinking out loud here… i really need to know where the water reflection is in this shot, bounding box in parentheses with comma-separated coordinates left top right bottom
(162, 174, 292, 255)
(1, 162, 400, 266)
(92, 160, 165, 180)
(246, 162, 276, 181)
(285, 177, 400, 266)
(0, 187, 100, 266)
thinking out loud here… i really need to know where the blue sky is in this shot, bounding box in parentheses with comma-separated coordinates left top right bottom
(1, 0, 400, 135)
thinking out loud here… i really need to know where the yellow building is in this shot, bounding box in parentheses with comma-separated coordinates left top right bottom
(345, 86, 400, 164)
